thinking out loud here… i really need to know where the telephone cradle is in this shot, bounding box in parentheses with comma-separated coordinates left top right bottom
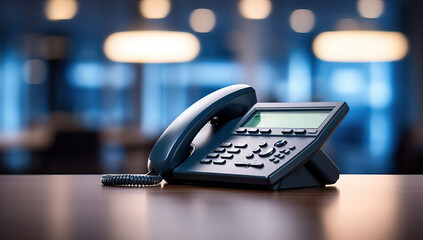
(102, 84, 349, 190)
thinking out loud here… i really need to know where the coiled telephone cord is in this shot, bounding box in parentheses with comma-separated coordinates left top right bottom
(101, 171, 162, 186)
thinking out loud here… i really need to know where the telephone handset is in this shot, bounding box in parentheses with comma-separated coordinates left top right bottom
(102, 84, 349, 190)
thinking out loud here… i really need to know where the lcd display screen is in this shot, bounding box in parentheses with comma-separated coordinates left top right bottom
(242, 110, 331, 129)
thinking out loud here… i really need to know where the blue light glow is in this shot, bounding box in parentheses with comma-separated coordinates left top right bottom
(0, 53, 23, 135)
(331, 69, 365, 95)
(369, 62, 392, 109)
(287, 51, 312, 102)
(369, 111, 393, 171)
(68, 62, 104, 88)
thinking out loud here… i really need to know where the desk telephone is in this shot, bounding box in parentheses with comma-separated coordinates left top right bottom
(102, 84, 349, 189)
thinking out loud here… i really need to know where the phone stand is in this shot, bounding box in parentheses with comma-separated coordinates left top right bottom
(271, 150, 339, 190)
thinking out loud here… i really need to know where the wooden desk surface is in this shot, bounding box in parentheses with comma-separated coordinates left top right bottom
(1, 175, 423, 240)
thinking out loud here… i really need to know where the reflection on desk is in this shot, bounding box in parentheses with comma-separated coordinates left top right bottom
(0, 175, 422, 240)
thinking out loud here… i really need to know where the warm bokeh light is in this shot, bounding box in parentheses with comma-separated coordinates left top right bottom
(238, 0, 272, 20)
(139, 0, 171, 19)
(104, 31, 200, 63)
(312, 31, 408, 62)
(44, 0, 78, 21)
(357, 0, 384, 19)
(289, 9, 315, 33)
(189, 9, 216, 33)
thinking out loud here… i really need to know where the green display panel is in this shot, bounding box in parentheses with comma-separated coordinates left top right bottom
(242, 110, 331, 129)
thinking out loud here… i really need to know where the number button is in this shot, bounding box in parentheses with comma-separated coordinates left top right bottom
(227, 149, 241, 154)
(259, 142, 268, 148)
(206, 153, 219, 158)
(213, 148, 226, 153)
(200, 159, 212, 164)
(234, 143, 248, 148)
(213, 159, 226, 165)
(220, 142, 232, 148)
(252, 148, 261, 153)
(246, 153, 254, 159)
(221, 154, 234, 159)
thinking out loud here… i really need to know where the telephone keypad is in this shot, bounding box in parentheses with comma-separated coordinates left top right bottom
(213, 159, 226, 165)
(206, 153, 219, 158)
(202, 138, 297, 170)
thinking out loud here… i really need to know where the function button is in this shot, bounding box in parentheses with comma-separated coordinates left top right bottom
(274, 140, 287, 148)
(234, 162, 264, 168)
(213, 148, 226, 153)
(259, 147, 276, 157)
(246, 153, 254, 159)
(294, 129, 306, 134)
(234, 143, 248, 148)
(281, 129, 293, 134)
(289, 146, 296, 150)
(213, 159, 226, 165)
(235, 162, 249, 167)
(206, 153, 219, 158)
(220, 142, 232, 148)
(269, 158, 275, 162)
(278, 155, 285, 159)
(273, 159, 280, 164)
(247, 128, 259, 133)
(252, 148, 261, 153)
(236, 128, 247, 133)
(221, 154, 234, 159)
(200, 159, 212, 164)
(308, 129, 318, 134)
(259, 129, 271, 134)
(250, 162, 264, 168)
(227, 149, 241, 154)
(259, 142, 268, 148)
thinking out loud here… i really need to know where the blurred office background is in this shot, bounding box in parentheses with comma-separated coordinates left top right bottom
(0, 0, 422, 174)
